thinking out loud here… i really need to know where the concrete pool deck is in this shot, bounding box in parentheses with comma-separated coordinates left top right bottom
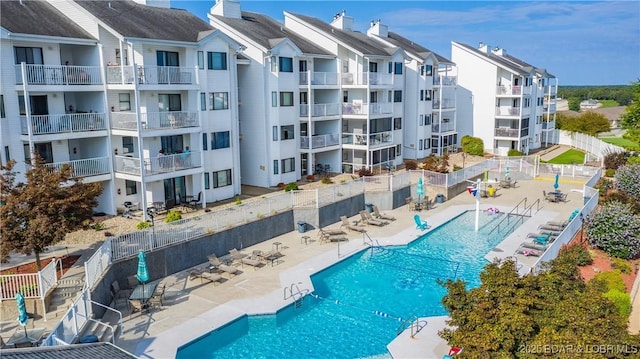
(111, 178, 586, 358)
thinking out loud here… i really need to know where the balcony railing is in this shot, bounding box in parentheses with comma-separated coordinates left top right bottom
(300, 103, 341, 117)
(342, 102, 392, 115)
(496, 85, 521, 96)
(106, 66, 135, 84)
(110, 111, 199, 131)
(431, 122, 456, 133)
(341, 72, 393, 86)
(342, 131, 392, 146)
(45, 157, 111, 178)
(494, 128, 520, 137)
(432, 99, 455, 109)
(299, 72, 340, 86)
(542, 121, 556, 130)
(137, 66, 194, 85)
(15, 64, 103, 86)
(114, 152, 201, 176)
(495, 107, 521, 116)
(21, 113, 107, 135)
(300, 133, 341, 149)
(433, 76, 457, 86)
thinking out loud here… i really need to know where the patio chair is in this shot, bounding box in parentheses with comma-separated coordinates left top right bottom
(413, 214, 430, 231)
(189, 268, 224, 285)
(188, 192, 201, 210)
(340, 216, 367, 233)
(111, 280, 131, 308)
(515, 245, 542, 257)
(229, 248, 248, 262)
(405, 197, 416, 211)
(238, 250, 263, 270)
(359, 211, 387, 226)
(207, 254, 240, 277)
(543, 190, 557, 203)
(129, 299, 145, 317)
(127, 275, 139, 289)
(318, 227, 347, 240)
(520, 241, 548, 251)
(372, 205, 395, 221)
(148, 284, 165, 310)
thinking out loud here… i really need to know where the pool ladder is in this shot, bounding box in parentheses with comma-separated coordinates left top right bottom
(283, 283, 308, 309)
(396, 315, 428, 338)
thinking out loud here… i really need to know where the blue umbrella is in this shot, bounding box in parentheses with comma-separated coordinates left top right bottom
(416, 177, 424, 200)
(504, 160, 510, 179)
(16, 292, 30, 340)
(136, 251, 149, 284)
(553, 173, 559, 190)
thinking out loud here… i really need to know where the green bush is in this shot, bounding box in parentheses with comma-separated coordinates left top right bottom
(136, 221, 152, 230)
(602, 150, 629, 170)
(321, 177, 333, 184)
(404, 160, 418, 171)
(592, 270, 627, 293)
(461, 135, 484, 156)
(235, 196, 242, 205)
(91, 221, 105, 231)
(507, 149, 523, 156)
(614, 164, 640, 198)
(604, 290, 632, 317)
(165, 210, 182, 223)
(605, 168, 616, 177)
(284, 182, 299, 192)
(585, 201, 640, 259)
(610, 258, 632, 274)
(558, 243, 593, 266)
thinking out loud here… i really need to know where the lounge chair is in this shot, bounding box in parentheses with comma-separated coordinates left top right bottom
(538, 223, 565, 232)
(543, 190, 558, 203)
(207, 254, 240, 277)
(189, 268, 224, 284)
(372, 205, 396, 221)
(414, 214, 430, 231)
(526, 232, 558, 242)
(520, 241, 548, 251)
(359, 210, 387, 226)
(340, 216, 367, 233)
(237, 251, 263, 269)
(318, 227, 347, 240)
(229, 248, 248, 261)
(532, 232, 553, 245)
(515, 245, 542, 257)
(319, 231, 348, 244)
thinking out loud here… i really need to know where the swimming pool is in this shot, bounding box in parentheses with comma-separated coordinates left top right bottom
(177, 210, 510, 358)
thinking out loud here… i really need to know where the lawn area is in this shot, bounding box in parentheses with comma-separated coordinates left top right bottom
(601, 137, 640, 148)
(546, 149, 586, 164)
(599, 99, 619, 107)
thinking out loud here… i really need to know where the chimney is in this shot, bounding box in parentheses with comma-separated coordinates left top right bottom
(330, 9, 354, 31)
(210, 0, 242, 19)
(478, 42, 489, 54)
(367, 19, 388, 37)
(492, 46, 507, 56)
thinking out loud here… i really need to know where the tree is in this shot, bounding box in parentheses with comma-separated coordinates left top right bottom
(620, 80, 640, 130)
(0, 154, 103, 270)
(557, 111, 610, 136)
(461, 135, 484, 156)
(567, 96, 581, 111)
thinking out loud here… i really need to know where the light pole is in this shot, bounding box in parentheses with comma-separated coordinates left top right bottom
(579, 213, 585, 244)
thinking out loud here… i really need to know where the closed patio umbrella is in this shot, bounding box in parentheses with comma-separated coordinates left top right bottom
(16, 292, 31, 340)
(136, 251, 149, 292)
(553, 173, 560, 190)
(504, 160, 510, 179)
(416, 177, 424, 201)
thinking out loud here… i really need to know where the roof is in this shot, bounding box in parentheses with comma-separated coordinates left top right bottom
(286, 12, 391, 57)
(386, 32, 453, 65)
(74, 0, 212, 42)
(454, 41, 554, 77)
(211, 11, 331, 56)
(0, 342, 137, 359)
(0, 0, 94, 40)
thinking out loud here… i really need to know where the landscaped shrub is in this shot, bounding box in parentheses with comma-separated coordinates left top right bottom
(165, 210, 182, 223)
(507, 149, 523, 156)
(461, 135, 484, 156)
(283, 182, 299, 192)
(605, 168, 616, 177)
(614, 164, 640, 198)
(404, 160, 418, 171)
(591, 270, 627, 293)
(610, 258, 632, 274)
(604, 290, 632, 317)
(585, 201, 640, 259)
(136, 221, 152, 230)
(558, 242, 593, 266)
(357, 168, 373, 177)
(321, 177, 333, 184)
(602, 150, 628, 170)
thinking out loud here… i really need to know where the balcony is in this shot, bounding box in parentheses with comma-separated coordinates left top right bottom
(433, 76, 457, 86)
(341, 72, 392, 86)
(300, 103, 341, 117)
(110, 111, 199, 132)
(496, 85, 532, 96)
(342, 102, 392, 116)
(300, 133, 340, 149)
(431, 122, 456, 133)
(494, 128, 520, 137)
(342, 131, 392, 146)
(298, 72, 339, 86)
(21, 113, 107, 135)
(495, 107, 520, 116)
(107, 65, 194, 85)
(44, 157, 110, 178)
(432, 99, 455, 110)
(106, 65, 135, 84)
(114, 151, 201, 176)
(542, 121, 556, 130)
(15, 64, 102, 86)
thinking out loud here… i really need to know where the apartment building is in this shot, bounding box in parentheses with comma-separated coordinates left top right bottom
(1, 0, 242, 216)
(451, 41, 558, 155)
(366, 21, 457, 158)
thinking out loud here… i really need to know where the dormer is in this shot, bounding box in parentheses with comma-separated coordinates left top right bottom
(367, 19, 388, 38)
(330, 10, 353, 31)
(210, 0, 241, 19)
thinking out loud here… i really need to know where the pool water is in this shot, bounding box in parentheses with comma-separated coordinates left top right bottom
(177, 210, 510, 358)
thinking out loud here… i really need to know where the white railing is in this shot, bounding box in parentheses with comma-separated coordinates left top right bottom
(38, 258, 59, 300)
(140, 111, 199, 130)
(144, 151, 201, 175)
(431, 122, 456, 133)
(300, 133, 340, 149)
(299, 71, 340, 85)
(16, 64, 102, 85)
(299, 103, 341, 117)
(45, 157, 111, 178)
(342, 102, 393, 116)
(495, 128, 520, 137)
(106, 65, 135, 84)
(363, 175, 392, 192)
(496, 85, 522, 96)
(40, 289, 91, 346)
(433, 99, 456, 110)
(110, 112, 138, 130)
(113, 155, 141, 175)
(368, 131, 393, 146)
(84, 238, 112, 291)
(136, 66, 194, 85)
(495, 106, 520, 116)
(0, 273, 40, 300)
(557, 130, 625, 163)
(21, 113, 107, 135)
(341, 72, 393, 86)
(433, 76, 456, 86)
(290, 190, 318, 207)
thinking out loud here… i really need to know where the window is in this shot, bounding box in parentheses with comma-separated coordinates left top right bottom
(272, 92, 277, 107)
(115, 49, 129, 66)
(425, 114, 432, 125)
(426, 90, 432, 101)
(0, 95, 4, 118)
(4, 146, 10, 164)
(125, 180, 137, 195)
(14, 47, 43, 64)
(394, 62, 403, 75)
(425, 65, 433, 76)
(211, 131, 230, 149)
(273, 160, 279, 174)
(420, 90, 424, 101)
(299, 92, 307, 105)
(343, 91, 348, 103)
(369, 62, 378, 72)
(122, 136, 134, 154)
(424, 138, 431, 149)
(393, 90, 402, 103)
(281, 158, 295, 173)
(396, 144, 401, 156)
(202, 133, 208, 150)
(279, 57, 293, 72)
(207, 52, 227, 70)
(272, 126, 278, 141)
(299, 60, 307, 72)
(204, 172, 210, 190)
(280, 125, 294, 140)
(419, 114, 424, 126)
(197, 51, 204, 69)
(280, 92, 293, 106)
(18, 95, 25, 115)
(213, 169, 232, 188)
(270, 56, 277, 72)
(370, 92, 378, 103)
(419, 139, 423, 150)
(209, 92, 228, 110)
(119, 93, 131, 111)
(394, 117, 402, 130)
(157, 51, 179, 66)
(200, 93, 206, 111)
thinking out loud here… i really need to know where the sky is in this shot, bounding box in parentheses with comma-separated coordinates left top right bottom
(172, 0, 639, 86)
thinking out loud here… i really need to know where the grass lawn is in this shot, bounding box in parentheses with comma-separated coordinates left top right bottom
(545, 149, 586, 164)
(599, 99, 619, 108)
(601, 137, 639, 148)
